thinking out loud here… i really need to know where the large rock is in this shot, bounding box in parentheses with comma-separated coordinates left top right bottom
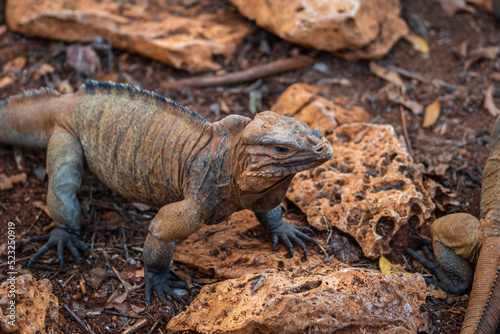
(173, 210, 349, 279)
(271, 83, 371, 136)
(6, 0, 249, 73)
(168, 268, 426, 334)
(229, 0, 408, 60)
(0, 275, 59, 334)
(287, 123, 435, 259)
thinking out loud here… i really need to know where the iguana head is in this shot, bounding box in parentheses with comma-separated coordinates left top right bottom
(238, 111, 333, 193)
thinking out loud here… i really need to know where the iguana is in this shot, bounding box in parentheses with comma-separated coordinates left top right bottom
(0, 81, 333, 304)
(406, 116, 500, 334)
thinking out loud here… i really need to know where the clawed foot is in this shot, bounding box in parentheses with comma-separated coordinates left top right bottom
(145, 268, 188, 306)
(405, 246, 471, 295)
(267, 221, 319, 258)
(28, 226, 89, 269)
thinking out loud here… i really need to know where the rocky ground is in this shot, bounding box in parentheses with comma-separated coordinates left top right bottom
(0, 0, 499, 333)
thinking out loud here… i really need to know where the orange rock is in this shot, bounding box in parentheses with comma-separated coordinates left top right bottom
(173, 210, 349, 280)
(287, 123, 434, 259)
(229, 0, 408, 60)
(272, 83, 371, 136)
(6, 0, 249, 73)
(0, 275, 59, 334)
(168, 268, 426, 334)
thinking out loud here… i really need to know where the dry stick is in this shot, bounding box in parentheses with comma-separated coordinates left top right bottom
(62, 303, 95, 334)
(161, 56, 314, 89)
(400, 106, 414, 158)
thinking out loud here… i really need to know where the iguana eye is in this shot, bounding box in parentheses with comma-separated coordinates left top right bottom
(273, 146, 289, 154)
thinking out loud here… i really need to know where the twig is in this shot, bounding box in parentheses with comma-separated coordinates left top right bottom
(62, 303, 95, 334)
(194, 226, 228, 242)
(146, 320, 160, 334)
(400, 106, 414, 158)
(103, 310, 142, 319)
(122, 318, 147, 334)
(161, 56, 314, 89)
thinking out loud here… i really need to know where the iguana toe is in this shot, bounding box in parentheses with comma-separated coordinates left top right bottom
(28, 226, 88, 269)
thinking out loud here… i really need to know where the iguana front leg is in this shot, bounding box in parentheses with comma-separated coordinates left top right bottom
(255, 205, 319, 258)
(144, 198, 204, 305)
(28, 130, 88, 269)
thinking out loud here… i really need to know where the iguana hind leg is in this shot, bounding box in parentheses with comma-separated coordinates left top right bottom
(406, 213, 482, 295)
(28, 130, 88, 269)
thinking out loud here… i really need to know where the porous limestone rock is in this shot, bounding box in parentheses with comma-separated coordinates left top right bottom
(287, 123, 435, 258)
(6, 0, 249, 73)
(229, 0, 409, 60)
(168, 268, 426, 334)
(0, 274, 59, 334)
(271, 83, 371, 136)
(173, 210, 349, 279)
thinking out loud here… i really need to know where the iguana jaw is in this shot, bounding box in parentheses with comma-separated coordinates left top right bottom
(237, 110, 333, 193)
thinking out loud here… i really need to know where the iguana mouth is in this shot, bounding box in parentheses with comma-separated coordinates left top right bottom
(246, 156, 330, 178)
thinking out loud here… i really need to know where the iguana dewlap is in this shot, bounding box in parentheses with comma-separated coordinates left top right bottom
(408, 116, 500, 334)
(0, 81, 333, 304)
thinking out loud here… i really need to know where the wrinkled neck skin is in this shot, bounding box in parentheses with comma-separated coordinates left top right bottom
(231, 138, 294, 213)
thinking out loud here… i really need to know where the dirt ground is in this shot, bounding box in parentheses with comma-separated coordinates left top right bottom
(0, 0, 499, 333)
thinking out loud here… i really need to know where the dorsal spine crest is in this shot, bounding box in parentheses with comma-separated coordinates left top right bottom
(2, 87, 61, 106)
(82, 80, 209, 125)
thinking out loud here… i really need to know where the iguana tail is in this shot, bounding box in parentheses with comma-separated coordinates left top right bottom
(0, 87, 62, 148)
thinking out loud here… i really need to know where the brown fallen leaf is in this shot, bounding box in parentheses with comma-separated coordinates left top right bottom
(3, 56, 26, 75)
(0, 172, 27, 190)
(464, 46, 499, 71)
(422, 99, 440, 128)
(369, 61, 405, 88)
(104, 290, 129, 314)
(0, 76, 14, 89)
(436, 0, 475, 16)
(103, 211, 126, 230)
(32, 200, 51, 218)
(484, 85, 500, 117)
(66, 44, 101, 76)
(490, 72, 500, 82)
(32, 63, 55, 80)
(385, 86, 423, 114)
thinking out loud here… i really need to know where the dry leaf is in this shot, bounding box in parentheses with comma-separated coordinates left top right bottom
(104, 290, 129, 314)
(422, 100, 440, 127)
(379, 255, 407, 275)
(464, 46, 499, 71)
(386, 86, 424, 114)
(427, 286, 448, 299)
(0, 173, 27, 190)
(103, 211, 126, 230)
(403, 34, 430, 54)
(436, 0, 475, 16)
(0, 76, 14, 89)
(130, 304, 146, 315)
(132, 202, 150, 212)
(369, 61, 405, 88)
(32, 200, 51, 218)
(66, 44, 101, 76)
(484, 85, 500, 117)
(33, 63, 55, 80)
(3, 56, 26, 75)
(0, 25, 7, 37)
(490, 72, 500, 82)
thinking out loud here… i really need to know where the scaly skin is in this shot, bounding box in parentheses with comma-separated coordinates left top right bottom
(407, 116, 500, 334)
(0, 81, 333, 305)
